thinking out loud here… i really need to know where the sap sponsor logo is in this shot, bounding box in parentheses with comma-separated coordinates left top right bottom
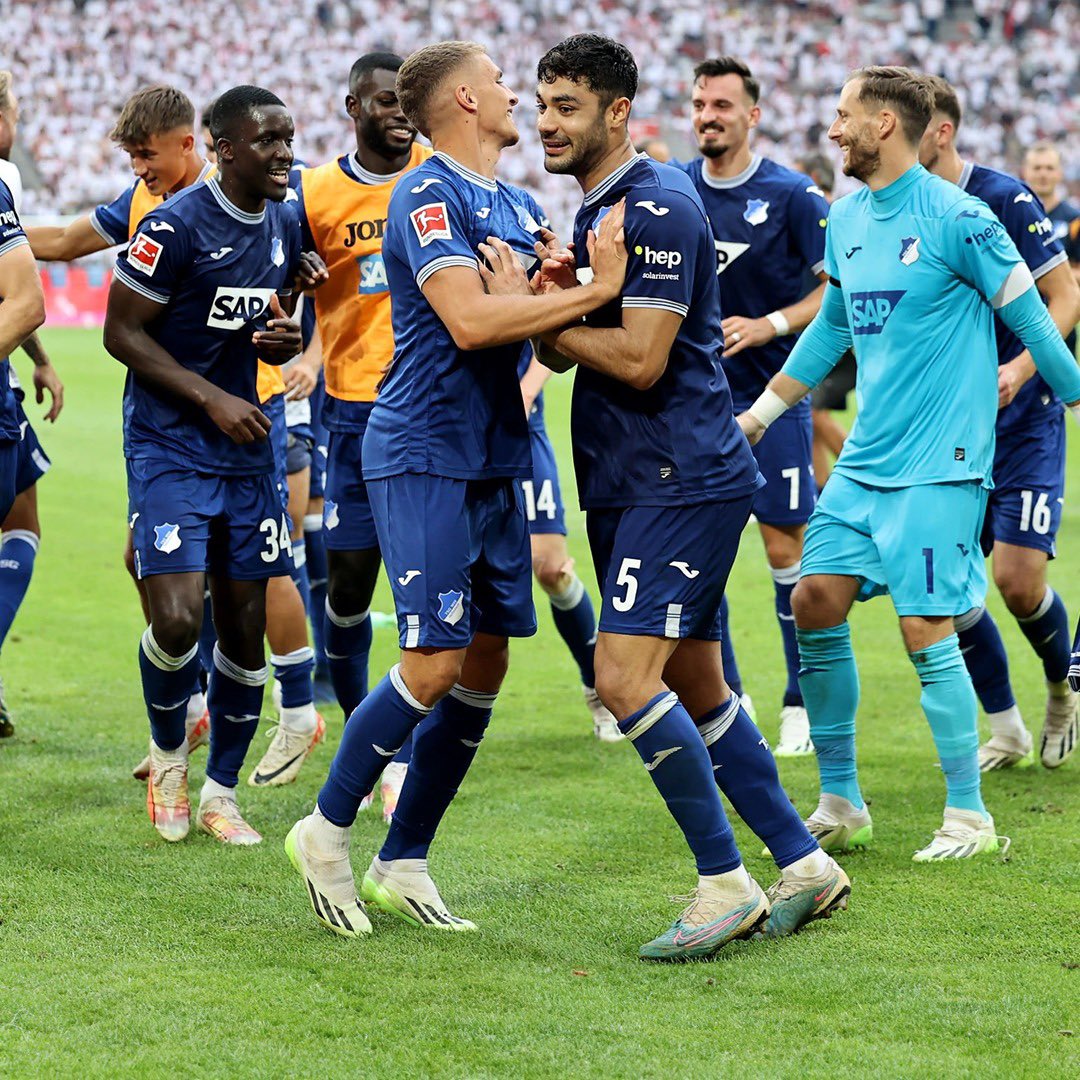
(714, 240, 750, 274)
(126, 232, 164, 276)
(206, 287, 275, 330)
(898, 235, 921, 265)
(410, 202, 451, 246)
(153, 523, 182, 554)
(343, 218, 387, 247)
(356, 252, 388, 294)
(438, 589, 465, 626)
(850, 290, 905, 335)
(1027, 217, 1053, 237)
(634, 244, 682, 268)
(743, 198, 769, 226)
(964, 220, 1006, 246)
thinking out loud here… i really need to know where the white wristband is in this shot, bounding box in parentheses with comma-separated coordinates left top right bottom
(747, 388, 791, 429)
(765, 310, 791, 336)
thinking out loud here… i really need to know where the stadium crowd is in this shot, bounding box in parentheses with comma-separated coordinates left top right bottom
(8, 0, 1079, 230)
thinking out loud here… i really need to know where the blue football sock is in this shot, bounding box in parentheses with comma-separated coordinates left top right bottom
(0, 530, 37, 653)
(303, 515, 329, 671)
(290, 542, 312, 622)
(392, 729, 413, 765)
(797, 623, 863, 809)
(197, 589, 216, 677)
(549, 574, 597, 688)
(911, 635, 985, 815)
(324, 601, 372, 716)
(206, 645, 267, 788)
(318, 665, 431, 827)
(271, 645, 315, 708)
(955, 606, 1016, 714)
(697, 695, 818, 869)
(1017, 586, 1071, 684)
(379, 684, 495, 862)
(620, 691, 741, 875)
(719, 594, 743, 697)
(771, 562, 803, 707)
(138, 628, 200, 752)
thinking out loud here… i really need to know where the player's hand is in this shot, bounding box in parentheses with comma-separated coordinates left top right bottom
(33, 362, 65, 423)
(533, 233, 577, 293)
(296, 251, 329, 291)
(478, 237, 532, 296)
(736, 410, 766, 446)
(284, 362, 317, 401)
(721, 315, 776, 358)
(204, 389, 272, 444)
(253, 294, 302, 359)
(996, 356, 1033, 409)
(586, 198, 627, 301)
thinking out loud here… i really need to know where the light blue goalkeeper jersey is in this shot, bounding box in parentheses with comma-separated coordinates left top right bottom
(786, 164, 1023, 489)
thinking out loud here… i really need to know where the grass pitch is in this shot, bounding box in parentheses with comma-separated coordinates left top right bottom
(0, 328, 1076, 1078)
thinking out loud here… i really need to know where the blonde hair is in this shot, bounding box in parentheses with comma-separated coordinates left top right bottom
(396, 41, 487, 138)
(109, 85, 194, 145)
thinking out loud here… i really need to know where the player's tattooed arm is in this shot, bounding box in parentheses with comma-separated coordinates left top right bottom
(20, 333, 65, 422)
(104, 279, 271, 444)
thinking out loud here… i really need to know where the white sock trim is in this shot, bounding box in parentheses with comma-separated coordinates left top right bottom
(1018, 586, 1054, 623)
(141, 627, 198, 672)
(389, 663, 434, 714)
(696, 694, 741, 747)
(271, 646, 315, 667)
(769, 561, 801, 587)
(953, 605, 986, 633)
(2, 529, 40, 552)
(201, 776, 236, 802)
(623, 691, 678, 742)
(549, 574, 585, 611)
(325, 600, 370, 628)
(987, 705, 1025, 739)
(448, 683, 498, 709)
(213, 643, 268, 687)
(303, 514, 323, 533)
(280, 703, 318, 733)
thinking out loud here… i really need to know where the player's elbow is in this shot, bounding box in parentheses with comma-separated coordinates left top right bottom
(627, 351, 668, 391)
(102, 315, 131, 363)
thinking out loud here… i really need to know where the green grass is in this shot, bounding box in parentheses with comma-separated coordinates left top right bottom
(0, 327, 1077, 1079)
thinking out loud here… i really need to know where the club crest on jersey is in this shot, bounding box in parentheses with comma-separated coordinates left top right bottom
(324, 499, 339, 530)
(410, 202, 451, 246)
(153, 523, 181, 554)
(743, 199, 769, 226)
(206, 287, 275, 330)
(592, 205, 612, 231)
(438, 589, 465, 626)
(515, 204, 542, 233)
(127, 232, 163, 276)
(270, 237, 285, 267)
(899, 236, 921, 265)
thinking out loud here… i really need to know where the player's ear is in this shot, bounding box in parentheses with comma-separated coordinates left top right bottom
(217, 137, 233, 164)
(608, 96, 631, 130)
(455, 82, 478, 116)
(180, 131, 195, 155)
(345, 93, 360, 120)
(748, 104, 762, 131)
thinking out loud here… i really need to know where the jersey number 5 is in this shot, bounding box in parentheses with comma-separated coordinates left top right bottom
(611, 558, 642, 612)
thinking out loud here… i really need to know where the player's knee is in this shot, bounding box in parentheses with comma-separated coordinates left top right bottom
(399, 650, 464, 706)
(326, 578, 374, 619)
(150, 603, 202, 657)
(791, 576, 835, 625)
(994, 572, 1043, 618)
(122, 540, 139, 581)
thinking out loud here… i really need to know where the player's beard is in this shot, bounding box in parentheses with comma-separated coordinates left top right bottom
(543, 118, 606, 176)
(359, 114, 414, 160)
(842, 127, 881, 182)
(696, 127, 731, 160)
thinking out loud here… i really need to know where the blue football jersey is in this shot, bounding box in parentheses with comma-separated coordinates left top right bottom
(363, 152, 539, 482)
(112, 177, 302, 475)
(91, 162, 216, 246)
(0, 179, 28, 440)
(676, 155, 830, 410)
(511, 189, 551, 434)
(958, 162, 1069, 434)
(570, 154, 762, 509)
(1047, 197, 1079, 353)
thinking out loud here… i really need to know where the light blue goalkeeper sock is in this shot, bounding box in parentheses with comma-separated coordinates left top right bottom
(797, 623, 863, 810)
(911, 634, 986, 816)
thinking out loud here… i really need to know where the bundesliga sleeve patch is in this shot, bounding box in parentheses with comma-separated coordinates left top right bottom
(410, 202, 451, 247)
(126, 232, 164, 276)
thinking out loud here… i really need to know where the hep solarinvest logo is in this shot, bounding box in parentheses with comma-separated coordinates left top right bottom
(634, 244, 682, 268)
